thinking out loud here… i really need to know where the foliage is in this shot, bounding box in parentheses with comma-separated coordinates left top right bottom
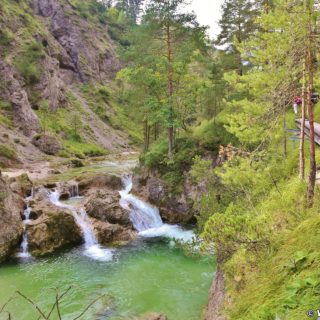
(118, 0, 208, 154)
(193, 119, 238, 151)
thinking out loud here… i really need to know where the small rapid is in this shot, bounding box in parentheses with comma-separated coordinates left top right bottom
(119, 176, 194, 242)
(49, 187, 114, 262)
(17, 190, 33, 259)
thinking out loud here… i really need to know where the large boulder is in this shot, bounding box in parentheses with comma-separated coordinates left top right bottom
(91, 218, 136, 245)
(84, 189, 130, 226)
(26, 199, 82, 256)
(79, 173, 123, 195)
(0, 176, 24, 262)
(32, 134, 61, 155)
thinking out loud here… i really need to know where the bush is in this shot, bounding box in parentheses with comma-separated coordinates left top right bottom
(140, 139, 168, 169)
(193, 120, 238, 151)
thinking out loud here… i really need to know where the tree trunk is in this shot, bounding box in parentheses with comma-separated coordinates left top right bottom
(154, 123, 159, 141)
(144, 117, 149, 152)
(166, 22, 174, 156)
(299, 56, 307, 180)
(306, 7, 316, 207)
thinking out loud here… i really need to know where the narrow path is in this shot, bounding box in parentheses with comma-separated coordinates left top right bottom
(296, 119, 320, 145)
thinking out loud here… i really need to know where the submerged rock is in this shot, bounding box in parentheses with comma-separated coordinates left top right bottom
(26, 199, 82, 256)
(138, 313, 168, 320)
(0, 176, 24, 262)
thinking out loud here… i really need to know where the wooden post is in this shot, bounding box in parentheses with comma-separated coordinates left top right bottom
(300, 54, 307, 180)
(306, 1, 316, 206)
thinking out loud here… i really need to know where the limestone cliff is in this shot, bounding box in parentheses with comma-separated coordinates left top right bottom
(0, 0, 138, 166)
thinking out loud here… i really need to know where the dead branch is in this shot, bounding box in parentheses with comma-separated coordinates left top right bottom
(16, 291, 48, 320)
(73, 294, 106, 320)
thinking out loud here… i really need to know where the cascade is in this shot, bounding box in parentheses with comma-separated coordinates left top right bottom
(70, 183, 80, 198)
(17, 189, 33, 258)
(119, 176, 194, 242)
(49, 189, 113, 261)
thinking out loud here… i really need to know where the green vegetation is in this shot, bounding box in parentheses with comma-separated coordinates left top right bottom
(118, 0, 320, 319)
(15, 42, 46, 85)
(36, 96, 107, 159)
(80, 83, 142, 145)
(0, 144, 16, 160)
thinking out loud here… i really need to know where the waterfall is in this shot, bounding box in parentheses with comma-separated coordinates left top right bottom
(119, 176, 163, 231)
(119, 176, 194, 242)
(17, 190, 33, 259)
(49, 189, 114, 261)
(70, 183, 80, 198)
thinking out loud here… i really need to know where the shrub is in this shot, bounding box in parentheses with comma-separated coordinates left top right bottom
(193, 119, 238, 151)
(140, 139, 168, 169)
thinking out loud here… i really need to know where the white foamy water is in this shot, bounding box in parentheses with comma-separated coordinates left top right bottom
(17, 190, 33, 259)
(49, 187, 114, 262)
(119, 176, 195, 242)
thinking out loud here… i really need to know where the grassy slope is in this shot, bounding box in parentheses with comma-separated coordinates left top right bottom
(0, 0, 142, 163)
(217, 106, 320, 319)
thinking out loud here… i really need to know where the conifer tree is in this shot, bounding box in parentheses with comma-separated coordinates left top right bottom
(216, 0, 259, 75)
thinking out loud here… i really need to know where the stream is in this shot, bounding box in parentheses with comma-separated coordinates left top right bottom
(0, 159, 215, 320)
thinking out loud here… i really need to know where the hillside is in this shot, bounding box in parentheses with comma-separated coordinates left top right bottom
(0, 0, 140, 168)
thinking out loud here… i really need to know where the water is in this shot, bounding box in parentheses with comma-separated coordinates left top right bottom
(17, 191, 33, 259)
(1, 160, 215, 319)
(49, 189, 114, 262)
(119, 176, 195, 242)
(0, 240, 214, 320)
(70, 183, 80, 198)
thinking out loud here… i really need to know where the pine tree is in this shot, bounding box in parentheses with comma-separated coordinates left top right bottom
(115, 0, 144, 23)
(216, 0, 259, 75)
(119, 0, 207, 155)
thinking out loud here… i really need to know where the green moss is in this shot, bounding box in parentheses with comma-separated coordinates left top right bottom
(0, 144, 16, 159)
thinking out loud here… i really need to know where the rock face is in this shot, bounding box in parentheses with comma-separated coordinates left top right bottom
(0, 176, 24, 262)
(9, 173, 33, 198)
(34, 0, 121, 83)
(0, 61, 40, 136)
(205, 268, 226, 320)
(32, 134, 61, 155)
(26, 198, 82, 256)
(132, 173, 196, 224)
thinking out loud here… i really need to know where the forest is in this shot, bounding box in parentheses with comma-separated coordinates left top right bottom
(0, 0, 320, 319)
